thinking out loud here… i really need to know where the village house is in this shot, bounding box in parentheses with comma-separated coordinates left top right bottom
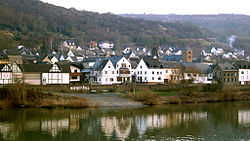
(182, 63, 213, 84)
(90, 56, 132, 85)
(135, 57, 164, 84)
(160, 61, 182, 84)
(213, 62, 238, 85)
(99, 41, 114, 49)
(22, 63, 70, 85)
(0, 63, 13, 84)
(91, 59, 116, 85)
(63, 40, 77, 49)
(234, 61, 250, 85)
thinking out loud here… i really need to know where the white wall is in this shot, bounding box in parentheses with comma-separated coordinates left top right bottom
(135, 59, 164, 83)
(98, 60, 116, 85)
(0, 72, 13, 84)
(239, 69, 250, 85)
(42, 73, 69, 85)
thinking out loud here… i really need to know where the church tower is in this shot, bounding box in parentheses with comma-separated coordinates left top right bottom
(182, 46, 192, 62)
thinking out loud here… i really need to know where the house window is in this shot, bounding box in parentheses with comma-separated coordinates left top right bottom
(157, 72, 159, 75)
(112, 71, 114, 74)
(152, 71, 154, 74)
(140, 66, 142, 69)
(231, 73, 233, 76)
(174, 70, 176, 74)
(117, 65, 119, 67)
(74, 70, 77, 73)
(137, 71, 139, 75)
(145, 71, 147, 74)
(166, 70, 168, 73)
(227, 73, 229, 76)
(117, 70, 119, 74)
(231, 78, 234, 82)
(241, 71, 244, 74)
(110, 78, 113, 82)
(158, 77, 161, 80)
(224, 78, 226, 81)
(105, 71, 107, 74)
(108, 66, 111, 68)
(223, 73, 226, 76)
(145, 77, 147, 81)
(99, 78, 101, 81)
(128, 65, 130, 67)
(227, 78, 230, 82)
(241, 76, 244, 79)
(160, 72, 162, 75)
(152, 77, 154, 80)
(121, 63, 126, 67)
(72, 76, 77, 80)
(106, 78, 108, 82)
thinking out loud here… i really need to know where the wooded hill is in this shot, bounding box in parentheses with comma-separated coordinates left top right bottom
(0, 0, 223, 52)
(121, 14, 250, 54)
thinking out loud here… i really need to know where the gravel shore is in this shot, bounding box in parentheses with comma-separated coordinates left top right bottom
(52, 92, 145, 108)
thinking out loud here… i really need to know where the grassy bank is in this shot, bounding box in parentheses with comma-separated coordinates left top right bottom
(0, 84, 88, 109)
(122, 84, 250, 105)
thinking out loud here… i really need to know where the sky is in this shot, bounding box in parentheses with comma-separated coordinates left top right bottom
(41, 0, 250, 15)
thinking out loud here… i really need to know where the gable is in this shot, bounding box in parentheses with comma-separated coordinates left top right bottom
(1, 64, 11, 72)
(49, 64, 61, 72)
(10, 62, 22, 73)
(103, 60, 115, 70)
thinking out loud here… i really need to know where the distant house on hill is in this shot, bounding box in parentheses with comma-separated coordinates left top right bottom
(63, 40, 77, 49)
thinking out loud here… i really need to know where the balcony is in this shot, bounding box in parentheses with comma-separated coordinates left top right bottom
(119, 68, 130, 77)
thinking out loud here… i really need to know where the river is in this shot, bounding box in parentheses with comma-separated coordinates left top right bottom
(0, 101, 249, 140)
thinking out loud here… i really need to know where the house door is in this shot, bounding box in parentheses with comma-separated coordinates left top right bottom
(164, 79, 168, 84)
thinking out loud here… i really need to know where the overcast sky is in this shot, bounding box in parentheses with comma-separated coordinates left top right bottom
(41, 0, 250, 15)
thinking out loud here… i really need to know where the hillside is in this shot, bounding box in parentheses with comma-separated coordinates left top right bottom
(120, 14, 250, 54)
(0, 0, 222, 53)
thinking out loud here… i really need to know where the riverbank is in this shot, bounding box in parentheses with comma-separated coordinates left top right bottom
(122, 84, 250, 105)
(0, 86, 88, 109)
(0, 84, 250, 109)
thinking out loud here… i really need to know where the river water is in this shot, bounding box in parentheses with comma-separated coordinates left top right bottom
(0, 101, 249, 141)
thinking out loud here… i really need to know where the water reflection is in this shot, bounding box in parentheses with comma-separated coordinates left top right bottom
(0, 101, 249, 141)
(238, 110, 250, 126)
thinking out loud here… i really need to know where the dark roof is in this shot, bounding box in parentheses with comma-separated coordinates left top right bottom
(22, 63, 70, 73)
(93, 59, 109, 71)
(234, 61, 250, 69)
(217, 62, 238, 71)
(143, 58, 163, 69)
(109, 56, 123, 66)
(182, 46, 191, 50)
(163, 55, 182, 62)
(160, 61, 181, 69)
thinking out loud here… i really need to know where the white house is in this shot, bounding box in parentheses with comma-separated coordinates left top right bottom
(42, 63, 70, 85)
(135, 58, 164, 84)
(235, 62, 250, 85)
(0, 64, 13, 84)
(99, 42, 114, 49)
(113, 56, 132, 83)
(90, 56, 132, 85)
(23, 64, 70, 85)
(91, 59, 116, 85)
